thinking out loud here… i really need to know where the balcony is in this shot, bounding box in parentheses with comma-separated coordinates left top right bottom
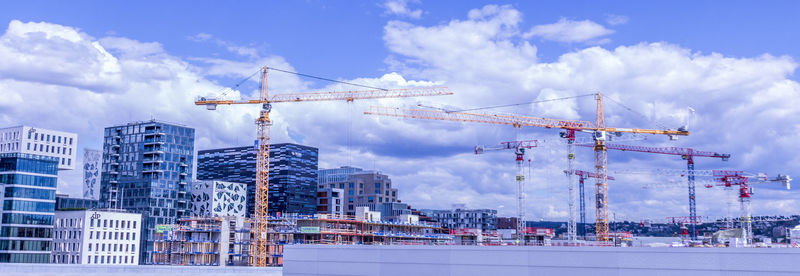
(111, 144, 120, 149)
(179, 162, 188, 167)
(143, 157, 164, 165)
(144, 129, 166, 137)
(143, 168, 163, 174)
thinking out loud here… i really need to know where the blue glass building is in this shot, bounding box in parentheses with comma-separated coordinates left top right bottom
(0, 153, 58, 263)
(197, 143, 318, 216)
(99, 120, 194, 264)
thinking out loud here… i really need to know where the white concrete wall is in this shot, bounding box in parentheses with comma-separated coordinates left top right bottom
(284, 245, 800, 276)
(4, 264, 282, 276)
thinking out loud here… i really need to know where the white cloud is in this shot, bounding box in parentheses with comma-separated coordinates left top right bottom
(187, 32, 260, 58)
(524, 17, 614, 43)
(605, 14, 629, 26)
(382, 5, 800, 221)
(383, 0, 423, 19)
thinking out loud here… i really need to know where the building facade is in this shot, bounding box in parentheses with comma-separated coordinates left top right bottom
(99, 120, 194, 264)
(56, 193, 100, 211)
(190, 180, 247, 218)
(197, 143, 319, 216)
(315, 188, 343, 217)
(152, 216, 251, 266)
(424, 208, 498, 232)
(0, 126, 78, 170)
(0, 153, 59, 263)
(51, 209, 142, 265)
(83, 149, 102, 200)
(317, 167, 398, 216)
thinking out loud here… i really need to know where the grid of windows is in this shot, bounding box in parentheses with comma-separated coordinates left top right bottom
(99, 120, 193, 264)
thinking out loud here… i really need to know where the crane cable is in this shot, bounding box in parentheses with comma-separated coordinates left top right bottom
(441, 93, 596, 113)
(214, 66, 390, 99)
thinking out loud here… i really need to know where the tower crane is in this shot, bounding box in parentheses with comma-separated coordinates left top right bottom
(474, 139, 537, 244)
(476, 135, 642, 242)
(563, 169, 615, 239)
(366, 92, 689, 241)
(195, 66, 453, 266)
(616, 168, 791, 244)
(577, 143, 730, 239)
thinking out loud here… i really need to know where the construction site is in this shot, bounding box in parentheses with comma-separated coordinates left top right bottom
(168, 65, 798, 272)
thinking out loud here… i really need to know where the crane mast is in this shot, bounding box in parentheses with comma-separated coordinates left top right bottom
(580, 143, 730, 239)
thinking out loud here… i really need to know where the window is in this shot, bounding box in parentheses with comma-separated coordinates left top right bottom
(68, 159, 71, 166)
(339, 183, 344, 189)
(88, 243, 92, 251)
(126, 232, 130, 240)
(102, 244, 105, 251)
(131, 244, 135, 252)
(69, 138, 73, 145)
(34, 133, 38, 140)
(46, 135, 50, 142)
(132, 233, 136, 240)
(103, 220, 107, 227)
(90, 219, 94, 227)
(26, 143, 30, 150)
(349, 183, 354, 188)
(133, 221, 136, 228)
(375, 183, 381, 190)
(27, 132, 31, 139)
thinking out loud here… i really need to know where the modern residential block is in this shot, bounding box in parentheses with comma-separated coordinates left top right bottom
(191, 180, 247, 218)
(317, 167, 398, 216)
(152, 216, 251, 266)
(99, 120, 195, 264)
(0, 153, 59, 263)
(51, 209, 142, 265)
(315, 188, 343, 217)
(0, 126, 78, 170)
(423, 207, 498, 232)
(197, 143, 319, 216)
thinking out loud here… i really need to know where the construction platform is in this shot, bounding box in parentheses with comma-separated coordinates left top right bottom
(283, 244, 800, 276)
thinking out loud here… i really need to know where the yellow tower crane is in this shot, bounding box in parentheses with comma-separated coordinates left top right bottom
(365, 92, 689, 241)
(195, 66, 453, 266)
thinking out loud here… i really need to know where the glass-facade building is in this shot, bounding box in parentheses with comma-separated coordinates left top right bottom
(197, 143, 318, 216)
(0, 153, 58, 263)
(99, 120, 194, 264)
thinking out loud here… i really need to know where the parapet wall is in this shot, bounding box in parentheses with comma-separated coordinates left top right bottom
(284, 245, 800, 276)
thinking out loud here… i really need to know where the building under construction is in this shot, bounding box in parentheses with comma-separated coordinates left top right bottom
(151, 208, 451, 266)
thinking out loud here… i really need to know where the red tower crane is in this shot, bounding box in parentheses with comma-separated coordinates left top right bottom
(578, 143, 730, 240)
(617, 168, 791, 245)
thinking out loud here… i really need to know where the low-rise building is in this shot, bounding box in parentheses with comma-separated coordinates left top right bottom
(423, 207, 498, 232)
(51, 209, 142, 265)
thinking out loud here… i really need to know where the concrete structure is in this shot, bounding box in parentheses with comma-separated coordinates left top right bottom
(99, 120, 195, 263)
(0, 126, 78, 170)
(790, 225, 800, 246)
(152, 216, 251, 266)
(82, 149, 102, 200)
(51, 209, 142, 265)
(190, 180, 247, 218)
(56, 193, 100, 210)
(0, 153, 59, 263)
(284, 245, 800, 276)
(317, 167, 398, 216)
(3, 263, 282, 276)
(423, 208, 497, 232)
(197, 143, 319, 216)
(315, 188, 343, 217)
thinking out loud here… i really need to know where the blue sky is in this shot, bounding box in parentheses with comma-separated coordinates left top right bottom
(1, 1, 799, 222)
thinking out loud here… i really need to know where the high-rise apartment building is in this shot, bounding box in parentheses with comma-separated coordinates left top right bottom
(99, 120, 194, 264)
(197, 143, 319, 216)
(0, 126, 78, 170)
(317, 167, 398, 216)
(0, 153, 59, 263)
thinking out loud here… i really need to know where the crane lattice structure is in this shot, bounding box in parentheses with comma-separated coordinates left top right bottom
(617, 168, 791, 244)
(563, 169, 615, 239)
(578, 143, 730, 239)
(195, 66, 453, 266)
(366, 92, 689, 241)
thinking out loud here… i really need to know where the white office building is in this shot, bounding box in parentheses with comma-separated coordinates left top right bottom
(51, 209, 142, 265)
(0, 125, 78, 170)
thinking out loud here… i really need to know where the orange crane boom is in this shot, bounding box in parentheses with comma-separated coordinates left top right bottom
(365, 93, 688, 241)
(196, 66, 453, 266)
